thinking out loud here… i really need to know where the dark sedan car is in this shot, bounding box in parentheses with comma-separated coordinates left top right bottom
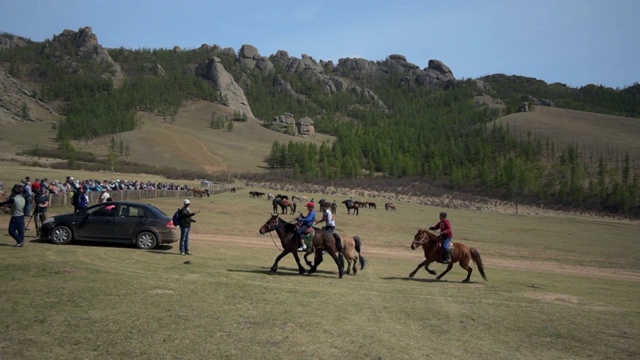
(39, 201, 179, 249)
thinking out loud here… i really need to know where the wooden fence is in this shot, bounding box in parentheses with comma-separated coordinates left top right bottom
(47, 186, 234, 208)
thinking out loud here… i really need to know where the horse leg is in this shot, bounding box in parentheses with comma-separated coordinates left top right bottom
(304, 252, 313, 267)
(308, 250, 323, 275)
(424, 262, 438, 276)
(291, 249, 306, 275)
(270, 249, 290, 273)
(409, 259, 429, 277)
(458, 255, 473, 283)
(352, 256, 358, 275)
(326, 247, 344, 278)
(436, 263, 454, 280)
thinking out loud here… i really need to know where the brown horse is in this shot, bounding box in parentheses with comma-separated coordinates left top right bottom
(273, 198, 296, 214)
(342, 200, 359, 215)
(192, 188, 210, 198)
(303, 232, 366, 275)
(385, 203, 396, 211)
(259, 214, 344, 278)
(409, 228, 487, 282)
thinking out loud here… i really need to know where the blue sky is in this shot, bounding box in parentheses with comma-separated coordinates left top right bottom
(2, 0, 638, 88)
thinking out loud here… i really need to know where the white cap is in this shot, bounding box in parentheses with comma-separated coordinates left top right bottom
(183, 199, 191, 205)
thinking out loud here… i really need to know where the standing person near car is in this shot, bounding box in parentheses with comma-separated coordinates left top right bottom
(179, 199, 200, 255)
(0, 184, 27, 247)
(33, 187, 50, 235)
(315, 202, 336, 233)
(429, 212, 453, 264)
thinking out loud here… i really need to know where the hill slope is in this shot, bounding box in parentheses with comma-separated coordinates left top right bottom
(493, 105, 640, 161)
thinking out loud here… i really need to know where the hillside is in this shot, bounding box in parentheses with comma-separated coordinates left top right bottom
(493, 105, 640, 161)
(73, 100, 334, 173)
(1, 27, 639, 216)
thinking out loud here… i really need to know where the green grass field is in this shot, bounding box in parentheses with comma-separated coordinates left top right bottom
(1, 180, 638, 359)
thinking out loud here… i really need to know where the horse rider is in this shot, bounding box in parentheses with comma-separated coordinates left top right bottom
(429, 212, 453, 263)
(315, 201, 336, 233)
(294, 201, 316, 251)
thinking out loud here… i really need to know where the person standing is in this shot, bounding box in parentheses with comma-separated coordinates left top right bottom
(34, 187, 50, 235)
(99, 189, 111, 203)
(0, 184, 27, 247)
(179, 199, 199, 255)
(294, 201, 316, 251)
(315, 202, 336, 233)
(429, 212, 453, 263)
(22, 180, 33, 218)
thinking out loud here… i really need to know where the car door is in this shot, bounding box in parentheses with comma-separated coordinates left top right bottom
(112, 204, 147, 241)
(74, 203, 116, 241)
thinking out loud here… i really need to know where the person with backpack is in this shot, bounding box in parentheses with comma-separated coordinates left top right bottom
(178, 199, 199, 255)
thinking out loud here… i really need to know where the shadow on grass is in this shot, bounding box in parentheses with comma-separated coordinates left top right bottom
(381, 276, 483, 284)
(228, 266, 341, 278)
(29, 237, 176, 252)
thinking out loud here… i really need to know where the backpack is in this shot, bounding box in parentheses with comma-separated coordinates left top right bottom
(172, 208, 181, 226)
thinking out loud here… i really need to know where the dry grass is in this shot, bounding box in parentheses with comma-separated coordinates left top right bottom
(494, 105, 640, 163)
(1, 182, 639, 359)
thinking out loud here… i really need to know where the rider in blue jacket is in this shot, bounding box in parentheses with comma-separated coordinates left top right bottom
(295, 202, 316, 251)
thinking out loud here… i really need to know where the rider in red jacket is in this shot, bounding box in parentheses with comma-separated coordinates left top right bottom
(429, 212, 453, 263)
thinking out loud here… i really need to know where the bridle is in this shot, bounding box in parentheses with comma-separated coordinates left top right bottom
(411, 230, 435, 249)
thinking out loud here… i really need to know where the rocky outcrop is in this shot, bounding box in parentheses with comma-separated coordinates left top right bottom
(195, 57, 254, 118)
(269, 112, 297, 135)
(238, 44, 274, 74)
(0, 33, 33, 49)
(43, 27, 123, 81)
(296, 117, 315, 137)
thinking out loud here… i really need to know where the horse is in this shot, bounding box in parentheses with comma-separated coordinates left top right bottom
(409, 229, 487, 283)
(291, 195, 303, 202)
(339, 235, 366, 275)
(259, 214, 344, 278)
(331, 200, 338, 214)
(273, 197, 297, 214)
(342, 200, 359, 215)
(385, 203, 396, 211)
(366, 201, 377, 209)
(192, 188, 210, 198)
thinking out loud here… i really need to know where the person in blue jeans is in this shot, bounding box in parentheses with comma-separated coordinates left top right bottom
(179, 199, 200, 255)
(429, 212, 453, 263)
(0, 184, 27, 247)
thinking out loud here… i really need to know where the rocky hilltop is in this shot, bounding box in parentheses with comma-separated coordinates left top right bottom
(0, 27, 457, 131)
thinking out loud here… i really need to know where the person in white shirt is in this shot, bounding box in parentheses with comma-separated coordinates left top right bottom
(315, 202, 336, 233)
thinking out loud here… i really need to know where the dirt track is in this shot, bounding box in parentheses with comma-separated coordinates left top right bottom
(191, 233, 640, 283)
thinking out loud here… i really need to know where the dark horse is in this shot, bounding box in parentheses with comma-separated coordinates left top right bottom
(272, 197, 297, 215)
(409, 228, 487, 283)
(342, 200, 359, 215)
(259, 214, 344, 278)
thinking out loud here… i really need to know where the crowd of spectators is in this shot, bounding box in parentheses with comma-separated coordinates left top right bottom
(22, 176, 192, 196)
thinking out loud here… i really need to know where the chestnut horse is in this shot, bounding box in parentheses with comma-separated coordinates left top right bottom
(409, 228, 487, 282)
(259, 214, 344, 278)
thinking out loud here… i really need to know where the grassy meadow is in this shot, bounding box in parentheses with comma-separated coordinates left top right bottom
(1, 167, 639, 359)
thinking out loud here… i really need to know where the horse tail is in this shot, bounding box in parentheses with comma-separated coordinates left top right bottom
(333, 233, 343, 252)
(470, 247, 487, 281)
(354, 236, 366, 269)
(339, 252, 345, 271)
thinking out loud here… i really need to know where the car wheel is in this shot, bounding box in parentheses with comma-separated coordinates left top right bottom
(51, 226, 72, 244)
(136, 231, 157, 249)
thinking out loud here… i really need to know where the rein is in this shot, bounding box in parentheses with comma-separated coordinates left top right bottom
(264, 218, 296, 251)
